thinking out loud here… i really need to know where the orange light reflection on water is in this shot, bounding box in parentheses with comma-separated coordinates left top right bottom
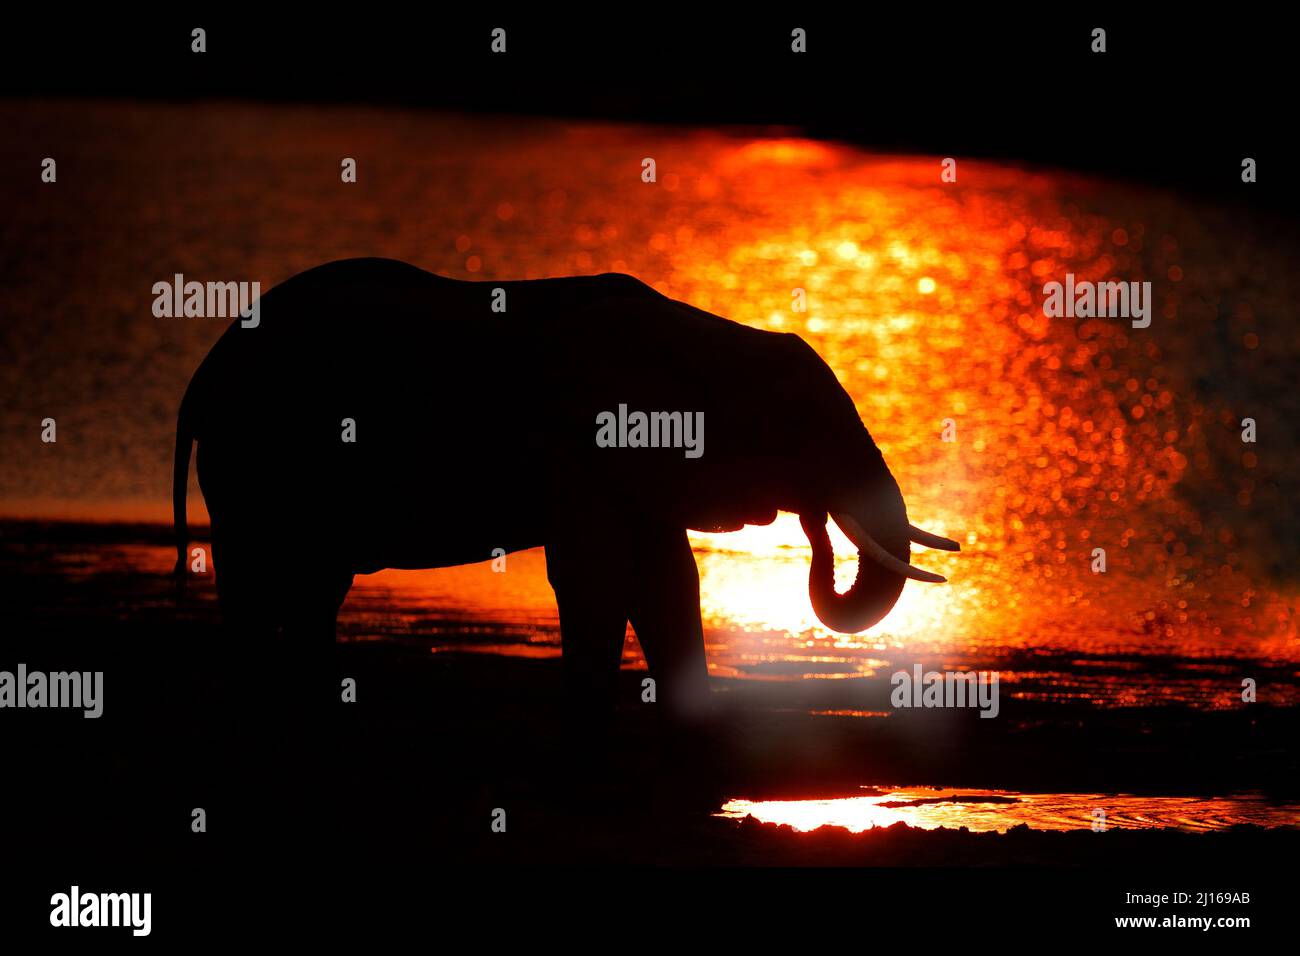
(718, 788, 1300, 833)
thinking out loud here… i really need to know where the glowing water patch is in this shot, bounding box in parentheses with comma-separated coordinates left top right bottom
(717, 788, 1300, 833)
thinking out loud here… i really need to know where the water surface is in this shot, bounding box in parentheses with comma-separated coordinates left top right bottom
(718, 788, 1300, 833)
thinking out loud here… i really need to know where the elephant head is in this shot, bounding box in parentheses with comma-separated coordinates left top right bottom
(798, 470, 959, 633)
(778, 339, 959, 634)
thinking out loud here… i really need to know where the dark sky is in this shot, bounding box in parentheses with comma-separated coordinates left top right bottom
(1, 11, 1288, 206)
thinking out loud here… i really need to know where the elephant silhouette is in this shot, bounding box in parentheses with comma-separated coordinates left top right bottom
(172, 258, 956, 721)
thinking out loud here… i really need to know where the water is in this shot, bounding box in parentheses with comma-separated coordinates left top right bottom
(1, 101, 1296, 709)
(718, 788, 1300, 833)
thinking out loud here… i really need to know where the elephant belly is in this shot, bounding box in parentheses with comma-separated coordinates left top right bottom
(345, 504, 546, 574)
(197, 426, 546, 574)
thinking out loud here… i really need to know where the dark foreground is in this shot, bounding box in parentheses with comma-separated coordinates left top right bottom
(3, 522, 1297, 938)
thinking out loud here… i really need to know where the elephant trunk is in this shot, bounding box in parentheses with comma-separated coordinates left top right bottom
(801, 473, 955, 634)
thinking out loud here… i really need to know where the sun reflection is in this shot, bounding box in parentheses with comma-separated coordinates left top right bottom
(718, 788, 1300, 834)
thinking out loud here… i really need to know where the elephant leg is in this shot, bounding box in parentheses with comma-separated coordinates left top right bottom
(208, 519, 292, 842)
(210, 519, 280, 645)
(626, 526, 724, 809)
(210, 518, 285, 731)
(626, 526, 712, 720)
(280, 568, 354, 714)
(272, 568, 353, 850)
(545, 533, 632, 734)
(212, 519, 352, 723)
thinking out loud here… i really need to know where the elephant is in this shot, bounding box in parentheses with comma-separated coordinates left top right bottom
(172, 257, 957, 722)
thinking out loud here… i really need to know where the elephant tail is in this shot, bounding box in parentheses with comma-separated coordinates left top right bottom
(172, 382, 197, 585)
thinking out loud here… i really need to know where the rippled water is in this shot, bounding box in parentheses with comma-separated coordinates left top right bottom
(718, 788, 1300, 833)
(1, 102, 1295, 706)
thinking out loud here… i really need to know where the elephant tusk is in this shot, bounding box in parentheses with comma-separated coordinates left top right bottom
(908, 523, 961, 551)
(831, 513, 948, 584)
